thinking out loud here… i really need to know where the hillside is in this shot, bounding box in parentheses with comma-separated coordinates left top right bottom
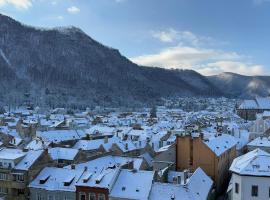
(0, 14, 224, 108)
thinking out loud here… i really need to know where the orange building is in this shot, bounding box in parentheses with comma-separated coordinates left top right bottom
(176, 133, 237, 194)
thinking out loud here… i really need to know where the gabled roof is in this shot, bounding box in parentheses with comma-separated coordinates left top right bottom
(239, 97, 270, 110)
(149, 168, 213, 200)
(230, 148, 270, 176)
(255, 97, 270, 110)
(187, 167, 213, 199)
(15, 150, 44, 170)
(73, 137, 137, 153)
(204, 134, 237, 156)
(65, 155, 144, 173)
(247, 137, 270, 148)
(75, 167, 120, 190)
(239, 100, 258, 109)
(110, 169, 154, 200)
(49, 147, 79, 161)
(0, 148, 26, 160)
(36, 129, 85, 143)
(29, 167, 84, 192)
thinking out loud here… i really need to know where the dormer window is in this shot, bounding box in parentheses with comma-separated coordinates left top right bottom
(252, 164, 260, 169)
(39, 175, 50, 184)
(64, 176, 75, 186)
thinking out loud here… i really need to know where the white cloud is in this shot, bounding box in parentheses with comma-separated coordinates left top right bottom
(0, 0, 32, 10)
(67, 6, 80, 14)
(151, 28, 218, 47)
(131, 46, 239, 68)
(198, 61, 266, 76)
(130, 46, 266, 76)
(152, 29, 178, 43)
(132, 28, 266, 76)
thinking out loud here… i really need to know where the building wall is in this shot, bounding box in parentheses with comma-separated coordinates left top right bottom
(176, 135, 236, 194)
(231, 173, 270, 200)
(176, 136, 191, 170)
(0, 150, 53, 200)
(249, 119, 270, 140)
(247, 145, 270, 153)
(237, 109, 260, 121)
(76, 186, 109, 200)
(153, 145, 175, 171)
(29, 188, 75, 200)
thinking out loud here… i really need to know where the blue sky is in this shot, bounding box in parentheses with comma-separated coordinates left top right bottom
(0, 0, 270, 75)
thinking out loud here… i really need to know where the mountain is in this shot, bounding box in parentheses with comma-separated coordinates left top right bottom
(0, 14, 269, 108)
(208, 72, 270, 98)
(0, 14, 225, 108)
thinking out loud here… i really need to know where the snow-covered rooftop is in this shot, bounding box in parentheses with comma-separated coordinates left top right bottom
(239, 100, 258, 109)
(230, 148, 270, 176)
(65, 155, 144, 173)
(204, 134, 237, 156)
(15, 150, 44, 170)
(29, 167, 84, 192)
(110, 169, 154, 200)
(49, 147, 79, 161)
(36, 129, 85, 143)
(76, 167, 120, 190)
(0, 148, 26, 160)
(247, 137, 270, 148)
(150, 168, 213, 200)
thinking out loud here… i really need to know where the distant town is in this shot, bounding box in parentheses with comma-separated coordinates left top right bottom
(0, 96, 268, 200)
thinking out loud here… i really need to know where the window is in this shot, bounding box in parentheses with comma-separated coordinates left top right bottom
(37, 193, 44, 200)
(251, 185, 258, 197)
(0, 173, 7, 180)
(98, 193, 105, 200)
(15, 174, 24, 182)
(0, 187, 7, 194)
(235, 183, 239, 194)
(18, 189, 25, 195)
(64, 196, 70, 200)
(48, 195, 54, 200)
(79, 193, 86, 200)
(89, 193, 96, 200)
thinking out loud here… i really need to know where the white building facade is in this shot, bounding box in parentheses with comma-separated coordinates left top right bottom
(229, 149, 270, 200)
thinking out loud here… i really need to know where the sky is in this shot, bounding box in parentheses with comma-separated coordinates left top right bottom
(0, 0, 270, 76)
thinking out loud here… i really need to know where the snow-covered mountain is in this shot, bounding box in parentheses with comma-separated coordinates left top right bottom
(208, 72, 270, 98)
(0, 14, 269, 107)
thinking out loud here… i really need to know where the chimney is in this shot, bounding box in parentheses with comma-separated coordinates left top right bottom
(177, 175, 181, 184)
(125, 143, 128, 150)
(199, 133, 204, 140)
(104, 136, 108, 144)
(183, 170, 189, 184)
(44, 148, 48, 155)
(159, 141, 163, 148)
(71, 164, 76, 170)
